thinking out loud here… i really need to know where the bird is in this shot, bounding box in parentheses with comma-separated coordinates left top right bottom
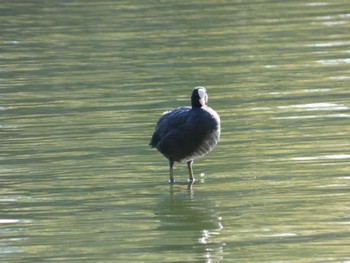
(149, 86, 221, 183)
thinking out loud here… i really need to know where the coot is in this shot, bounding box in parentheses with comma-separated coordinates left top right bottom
(149, 87, 220, 182)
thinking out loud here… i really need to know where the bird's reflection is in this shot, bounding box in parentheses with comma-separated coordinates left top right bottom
(155, 181, 225, 262)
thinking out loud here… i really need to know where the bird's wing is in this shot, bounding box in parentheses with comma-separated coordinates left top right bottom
(149, 107, 191, 147)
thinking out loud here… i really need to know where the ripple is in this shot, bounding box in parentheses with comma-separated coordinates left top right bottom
(257, 233, 298, 237)
(273, 114, 350, 120)
(303, 88, 331, 93)
(329, 76, 350, 81)
(291, 155, 350, 161)
(317, 58, 350, 65)
(0, 219, 20, 224)
(278, 102, 347, 111)
(307, 2, 328, 6)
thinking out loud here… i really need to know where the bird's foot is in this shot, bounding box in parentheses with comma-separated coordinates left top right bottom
(186, 180, 195, 191)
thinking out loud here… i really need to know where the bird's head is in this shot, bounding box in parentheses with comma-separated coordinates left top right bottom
(192, 86, 208, 108)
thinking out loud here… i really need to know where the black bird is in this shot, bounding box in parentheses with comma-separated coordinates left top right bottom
(149, 87, 221, 183)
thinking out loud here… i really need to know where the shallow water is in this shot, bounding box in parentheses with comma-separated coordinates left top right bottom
(1, 1, 350, 262)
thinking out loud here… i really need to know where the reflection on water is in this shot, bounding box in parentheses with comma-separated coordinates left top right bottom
(272, 102, 350, 119)
(1, 0, 350, 262)
(291, 155, 350, 161)
(156, 185, 224, 262)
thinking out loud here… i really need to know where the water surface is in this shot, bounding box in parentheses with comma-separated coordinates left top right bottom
(1, 1, 350, 262)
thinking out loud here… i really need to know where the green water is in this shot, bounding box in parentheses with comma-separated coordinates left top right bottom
(1, 1, 350, 262)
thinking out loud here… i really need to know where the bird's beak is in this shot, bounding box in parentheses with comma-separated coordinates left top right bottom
(199, 94, 208, 106)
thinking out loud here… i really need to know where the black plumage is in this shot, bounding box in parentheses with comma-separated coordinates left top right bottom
(149, 87, 221, 183)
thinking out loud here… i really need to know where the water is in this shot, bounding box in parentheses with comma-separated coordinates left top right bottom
(1, 0, 350, 262)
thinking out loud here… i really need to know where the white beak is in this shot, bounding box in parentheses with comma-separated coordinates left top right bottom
(198, 88, 208, 106)
(199, 96, 207, 106)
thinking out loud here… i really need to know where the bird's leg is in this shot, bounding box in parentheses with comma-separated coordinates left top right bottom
(187, 180, 194, 191)
(187, 160, 195, 182)
(169, 160, 175, 183)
